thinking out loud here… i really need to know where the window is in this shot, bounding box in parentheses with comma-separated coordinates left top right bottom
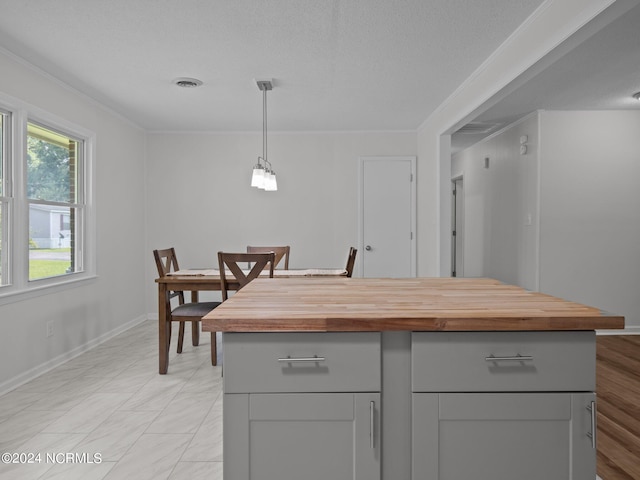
(0, 93, 95, 301)
(27, 122, 83, 280)
(0, 110, 8, 286)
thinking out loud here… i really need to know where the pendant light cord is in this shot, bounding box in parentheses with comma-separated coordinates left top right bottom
(263, 86, 267, 164)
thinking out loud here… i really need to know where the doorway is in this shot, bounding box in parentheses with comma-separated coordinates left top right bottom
(451, 176, 464, 277)
(359, 156, 416, 278)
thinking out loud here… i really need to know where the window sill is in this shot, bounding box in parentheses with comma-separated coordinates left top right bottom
(0, 274, 98, 307)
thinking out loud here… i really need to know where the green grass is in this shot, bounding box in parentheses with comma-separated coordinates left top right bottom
(29, 248, 71, 280)
(29, 260, 71, 280)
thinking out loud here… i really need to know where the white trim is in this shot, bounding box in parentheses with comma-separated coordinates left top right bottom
(0, 275, 97, 306)
(0, 90, 97, 299)
(450, 175, 464, 278)
(596, 326, 640, 336)
(147, 129, 418, 135)
(0, 315, 148, 396)
(419, 0, 619, 133)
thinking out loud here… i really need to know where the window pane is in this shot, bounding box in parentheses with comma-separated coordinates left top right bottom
(27, 123, 78, 203)
(29, 205, 75, 280)
(27, 123, 82, 281)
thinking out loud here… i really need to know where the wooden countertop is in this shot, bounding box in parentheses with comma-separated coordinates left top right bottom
(201, 277, 625, 332)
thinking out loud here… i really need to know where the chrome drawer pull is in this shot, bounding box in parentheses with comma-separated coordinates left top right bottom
(370, 401, 375, 449)
(278, 356, 326, 363)
(586, 401, 597, 449)
(485, 354, 533, 362)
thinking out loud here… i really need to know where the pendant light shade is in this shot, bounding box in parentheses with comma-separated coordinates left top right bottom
(251, 161, 265, 188)
(251, 79, 277, 191)
(264, 169, 277, 191)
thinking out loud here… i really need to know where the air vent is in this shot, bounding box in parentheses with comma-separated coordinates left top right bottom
(456, 122, 499, 134)
(173, 77, 203, 88)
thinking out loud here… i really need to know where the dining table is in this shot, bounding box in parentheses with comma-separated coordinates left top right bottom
(155, 268, 348, 374)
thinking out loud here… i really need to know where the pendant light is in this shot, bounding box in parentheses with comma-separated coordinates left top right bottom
(251, 79, 277, 191)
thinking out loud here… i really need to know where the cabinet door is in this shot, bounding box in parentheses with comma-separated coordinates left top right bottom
(412, 393, 596, 480)
(225, 392, 380, 480)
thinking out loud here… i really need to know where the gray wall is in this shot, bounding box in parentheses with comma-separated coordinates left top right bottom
(539, 110, 640, 329)
(144, 131, 417, 309)
(0, 49, 147, 392)
(452, 110, 640, 330)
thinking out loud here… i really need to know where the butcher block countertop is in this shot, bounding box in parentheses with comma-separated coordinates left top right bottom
(201, 277, 625, 332)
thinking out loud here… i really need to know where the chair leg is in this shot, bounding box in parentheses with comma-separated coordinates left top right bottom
(192, 320, 200, 346)
(211, 332, 217, 366)
(177, 322, 185, 354)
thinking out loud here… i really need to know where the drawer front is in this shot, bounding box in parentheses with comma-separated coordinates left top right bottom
(223, 332, 381, 393)
(411, 331, 595, 392)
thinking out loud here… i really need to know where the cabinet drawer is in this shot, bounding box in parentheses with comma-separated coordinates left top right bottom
(411, 331, 595, 392)
(223, 332, 381, 393)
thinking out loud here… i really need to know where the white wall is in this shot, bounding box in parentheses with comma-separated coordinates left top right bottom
(452, 114, 539, 290)
(539, 110, 640, 328)
(0, 49, 147, 391)
(416, 0, 618, 277)
(144, 131, 416, 311)
(452, 110, 640, 329)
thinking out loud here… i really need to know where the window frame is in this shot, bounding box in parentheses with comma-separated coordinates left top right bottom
(0, 107, 11, 288)
(0, 92, 96, 305)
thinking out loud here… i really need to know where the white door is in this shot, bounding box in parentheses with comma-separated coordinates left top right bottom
(359, 156, 416, 278)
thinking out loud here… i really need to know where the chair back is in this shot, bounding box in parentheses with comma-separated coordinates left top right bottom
(246, 245, 290, 269)
(345, 247, 357, 278)
(218, 252, 275, 301)
(153, 247, 185, 304)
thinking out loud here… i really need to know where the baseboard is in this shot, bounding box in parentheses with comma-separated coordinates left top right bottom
(597, 325, 640, 335)
(0, 314, 148, 396)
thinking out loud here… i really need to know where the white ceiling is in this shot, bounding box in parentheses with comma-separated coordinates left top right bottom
(0, 0, 546, 132)
(452, 1, 640, 152)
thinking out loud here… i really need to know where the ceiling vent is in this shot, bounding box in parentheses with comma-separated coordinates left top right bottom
(173, 77, 203, 88)
(456, 122, 500, 134)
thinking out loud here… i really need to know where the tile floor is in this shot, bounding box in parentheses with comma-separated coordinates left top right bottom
(0, 320, 223, 480)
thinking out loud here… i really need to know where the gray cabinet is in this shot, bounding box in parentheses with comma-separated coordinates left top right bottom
(411, 332, 597, 480)
(412, 392, 596, 480)
(223, 332, 381, 480)
(222, 330, 598, 480)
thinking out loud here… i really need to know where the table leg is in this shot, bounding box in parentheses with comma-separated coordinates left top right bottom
(159, 283, 170, 374)
(190, 291, 200, 346)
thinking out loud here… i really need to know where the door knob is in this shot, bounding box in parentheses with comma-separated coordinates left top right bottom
(365, 245, 372, 251)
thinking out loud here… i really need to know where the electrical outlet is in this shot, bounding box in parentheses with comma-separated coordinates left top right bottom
(46, 321, 54, 337)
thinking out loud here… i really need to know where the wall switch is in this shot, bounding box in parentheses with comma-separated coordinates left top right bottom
(525, 213, 533, 226)
(46, 321, 54, 337)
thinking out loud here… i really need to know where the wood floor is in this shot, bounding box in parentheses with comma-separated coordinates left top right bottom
(596, 335, 640, 480)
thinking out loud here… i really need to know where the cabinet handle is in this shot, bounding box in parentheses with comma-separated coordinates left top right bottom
(277, 356, 326, 363)
(369, 400, 375, 449)
(485, 354, 533, 362)
(586, 401, 597, 449)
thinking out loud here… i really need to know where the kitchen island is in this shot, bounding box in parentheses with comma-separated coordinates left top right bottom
(202, 277, 624, 480)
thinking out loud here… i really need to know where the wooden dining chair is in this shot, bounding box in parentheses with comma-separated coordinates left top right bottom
(218, 252, 275, 301)
(246, 245, 290, 269)
(345, 247, 357, 277)
(153, 248, 221, 365)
